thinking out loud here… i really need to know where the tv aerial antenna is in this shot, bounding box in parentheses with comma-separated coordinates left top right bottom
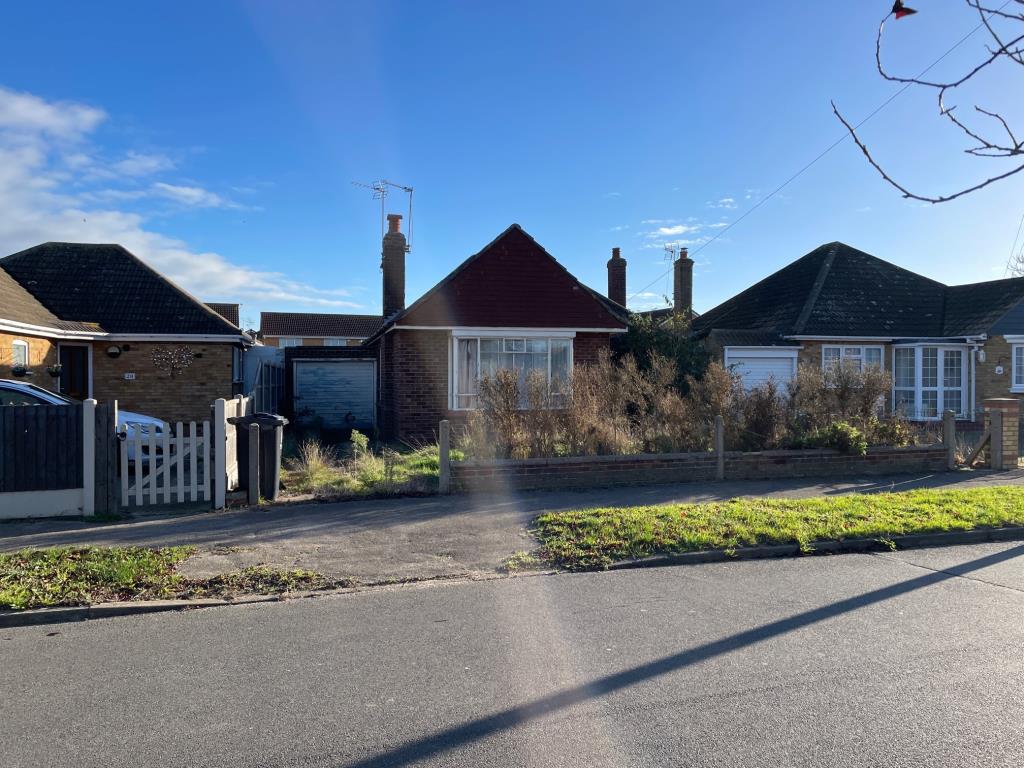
(352, 179, 414, 252)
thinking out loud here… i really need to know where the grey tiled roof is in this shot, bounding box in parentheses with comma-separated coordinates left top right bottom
(260, 312, 385, 338)
(0, 243, 242, 336)
(693, 242, 1024, 340)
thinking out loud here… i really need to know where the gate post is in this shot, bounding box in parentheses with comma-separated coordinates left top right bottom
(82, 399, 96, 516)
(983, 398, 1020, 471)
(438, 420, 451, 494)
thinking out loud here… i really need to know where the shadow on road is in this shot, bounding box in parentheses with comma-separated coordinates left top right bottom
(341, 543, 1024, 768)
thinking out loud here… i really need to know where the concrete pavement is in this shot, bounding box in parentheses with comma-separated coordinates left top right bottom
(1, 469, 1023, 581)
(2, 541, 1024, 767)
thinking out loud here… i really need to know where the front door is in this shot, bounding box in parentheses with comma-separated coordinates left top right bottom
(59, 345, 89, 400)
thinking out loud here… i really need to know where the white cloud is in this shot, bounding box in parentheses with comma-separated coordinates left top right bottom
(609, 224, 629, 232)
(0, 85, 105, 139)
(707, 197, 737, 209)
(152, 182, 239, 209)
(0, 86, 359, 309)
(651, 224, 701, 237)
(113, 151, 175, 176)
(603, 191, 622, 198)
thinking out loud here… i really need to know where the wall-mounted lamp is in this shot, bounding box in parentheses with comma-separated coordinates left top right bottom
(106, 345, 122, 359)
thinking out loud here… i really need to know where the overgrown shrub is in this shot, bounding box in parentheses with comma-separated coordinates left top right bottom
(798, 421, 868, 455)
(737, 378, 788, 451)
(457, 351, 910, 460)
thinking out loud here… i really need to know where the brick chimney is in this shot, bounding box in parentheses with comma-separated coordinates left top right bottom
(606, 247, 627, 307)
(382, 213, 406, 317)
(673, 248, 693, 315)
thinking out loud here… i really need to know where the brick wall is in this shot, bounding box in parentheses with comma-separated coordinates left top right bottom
(573, 332, 614, 366)
(976, 336, 1022, 414)
(0, 332, 58, 382)
(91, 341, 236, 424)
(450, 445, 948, 493)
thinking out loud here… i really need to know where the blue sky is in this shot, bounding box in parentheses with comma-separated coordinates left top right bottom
(1, 1, 1021, 328)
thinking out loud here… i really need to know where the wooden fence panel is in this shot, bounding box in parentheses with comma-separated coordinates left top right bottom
(0, 404, 82, 493)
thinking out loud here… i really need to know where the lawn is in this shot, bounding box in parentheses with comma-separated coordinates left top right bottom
(532, 486, 1024, 570)
(0, 546, 342, 610)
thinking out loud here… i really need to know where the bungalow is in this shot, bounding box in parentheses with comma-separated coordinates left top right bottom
(278, 215, 630, 439)
(690, 241, 1024, 423)
(0, 242, 251, 424)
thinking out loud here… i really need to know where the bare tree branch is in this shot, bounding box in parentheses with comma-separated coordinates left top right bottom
(836, 1, 1024, 203)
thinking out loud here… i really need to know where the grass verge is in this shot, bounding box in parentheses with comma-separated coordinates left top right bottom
(533, 486, 1024, 571)
(0, 547, 348, 611)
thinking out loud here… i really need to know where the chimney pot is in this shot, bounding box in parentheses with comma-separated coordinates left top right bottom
(607, 247, 627, 307)
(386, 213, 402, 234)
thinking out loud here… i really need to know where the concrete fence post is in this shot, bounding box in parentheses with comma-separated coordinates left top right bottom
(247, 423, 260, 505)
(942, 410, 956, 470)
(213, 397, 227, 509)
(82, 399, 96, 516)
(438, 420, 451, 494)
(714, 415, 725, 481)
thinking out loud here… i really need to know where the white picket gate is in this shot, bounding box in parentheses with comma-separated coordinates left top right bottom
(116, 394, 253, 510)
(119, 420, 212, 507)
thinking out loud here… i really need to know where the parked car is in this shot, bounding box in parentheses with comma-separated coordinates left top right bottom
(0, 379, 168, 461)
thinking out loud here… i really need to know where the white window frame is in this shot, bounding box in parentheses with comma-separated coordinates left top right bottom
(821, 344, 884, 371)
(1012, 344, 1024, 392)
(11, 339, 29, 367)
(449, 331, 575, 410)
(278, 337, 303, 348)
(891, 344, 968, 420)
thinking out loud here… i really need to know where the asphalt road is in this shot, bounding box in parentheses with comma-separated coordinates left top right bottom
(3, 543, 1024, 767)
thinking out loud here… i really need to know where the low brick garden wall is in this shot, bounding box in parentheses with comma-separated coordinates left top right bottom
(449, 445, 949, 493)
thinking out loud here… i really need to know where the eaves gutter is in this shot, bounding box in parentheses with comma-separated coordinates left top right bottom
(0, 318, 251, 345)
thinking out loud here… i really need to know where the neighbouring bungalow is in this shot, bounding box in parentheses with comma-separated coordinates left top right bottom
(272, 215, 630, 440)
(689, 241, 1024, 424)
(0, 243, 252, 423)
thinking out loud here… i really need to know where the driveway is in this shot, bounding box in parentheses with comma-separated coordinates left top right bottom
(1, 469, 1023, 582)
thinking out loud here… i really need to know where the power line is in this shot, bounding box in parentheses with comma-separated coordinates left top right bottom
(628, 8, 1003, 304)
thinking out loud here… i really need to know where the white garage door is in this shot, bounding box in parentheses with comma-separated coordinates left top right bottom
(293, 360, 376, 430)
(727, 355, 796, 391)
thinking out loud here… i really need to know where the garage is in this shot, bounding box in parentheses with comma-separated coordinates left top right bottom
(724, 347, 798, 391)
(292, 359, 376, 430)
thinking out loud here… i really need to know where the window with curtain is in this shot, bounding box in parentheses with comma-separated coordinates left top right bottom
(1014, 345, 1024, 390)
(822, 345, 883, 371)
(453, 336, 572, 409)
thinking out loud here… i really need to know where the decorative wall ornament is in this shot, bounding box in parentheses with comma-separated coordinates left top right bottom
(151, 345, 196, 378)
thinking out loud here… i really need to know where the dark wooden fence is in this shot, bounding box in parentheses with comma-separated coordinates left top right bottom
(0, 404, 83, 492)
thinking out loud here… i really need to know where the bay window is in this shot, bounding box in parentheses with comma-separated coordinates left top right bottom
(892, 345, 966, 419)
(452, 335, 572, 409)
(822, 345, 883, 371)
